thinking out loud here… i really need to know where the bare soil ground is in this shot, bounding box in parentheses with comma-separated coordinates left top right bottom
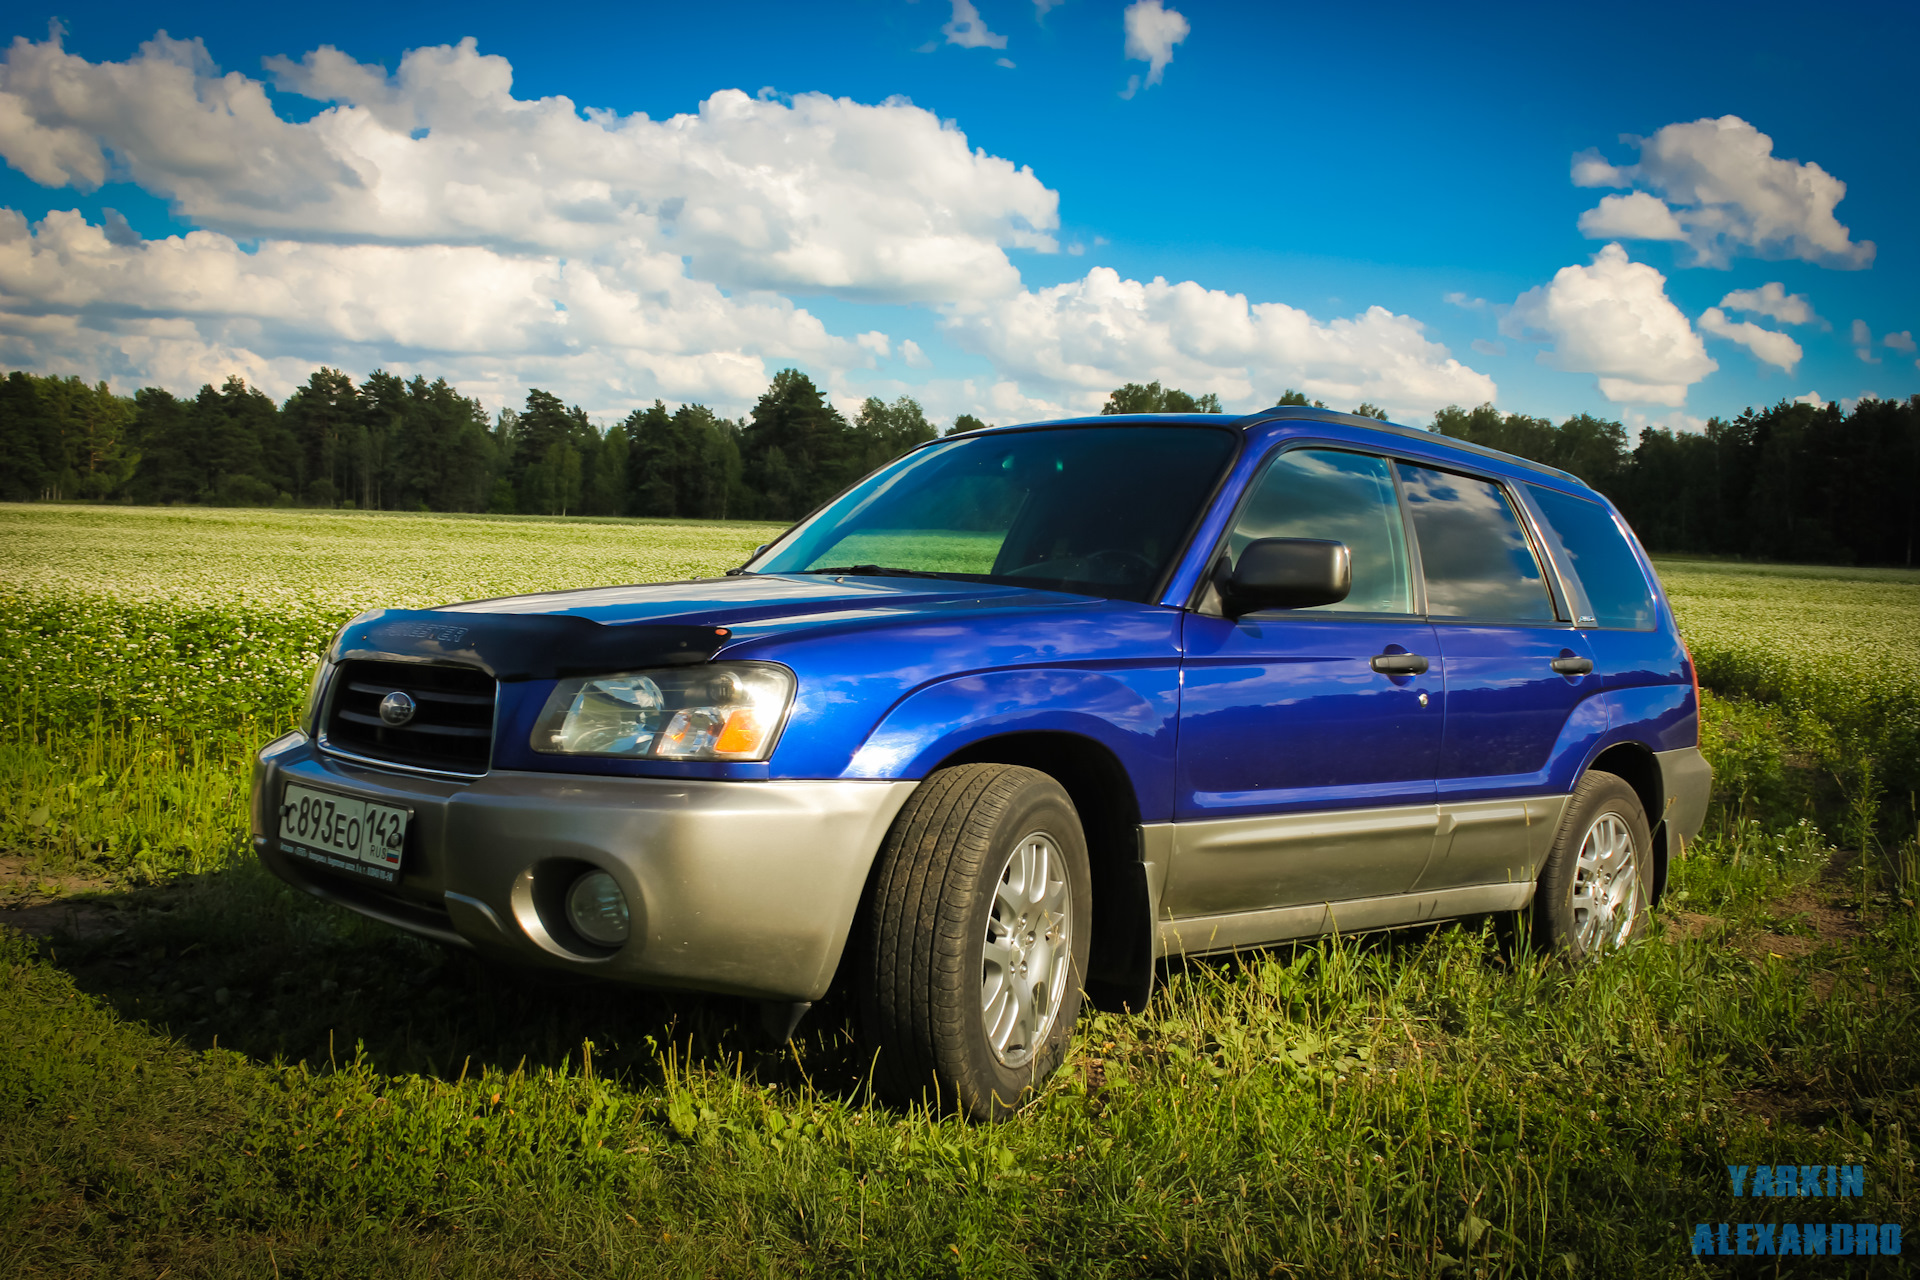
(1, 853, 143, 941)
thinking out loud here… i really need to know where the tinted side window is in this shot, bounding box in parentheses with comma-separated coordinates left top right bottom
(1397, 463, 1556, 621)
(1526, 484, 1656, 630)
(1228, 448, 1412, 613)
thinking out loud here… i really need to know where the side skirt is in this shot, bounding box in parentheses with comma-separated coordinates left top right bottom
(1156, 880, 1535, 959)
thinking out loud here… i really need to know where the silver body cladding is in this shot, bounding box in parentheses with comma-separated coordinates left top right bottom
(252, 732, 1715, 996)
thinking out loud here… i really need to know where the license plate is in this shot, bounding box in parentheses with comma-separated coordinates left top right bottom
(278, 783, 411, 883)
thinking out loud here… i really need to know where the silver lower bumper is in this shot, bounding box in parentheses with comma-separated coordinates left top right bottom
(1654, 745, 1714, 851)
(251, 733, 917, 1002)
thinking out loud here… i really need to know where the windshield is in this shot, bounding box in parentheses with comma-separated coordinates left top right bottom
(747, 425, 1239, 602)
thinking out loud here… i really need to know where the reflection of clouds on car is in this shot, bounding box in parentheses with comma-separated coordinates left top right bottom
(1399, 463, 1557, 620)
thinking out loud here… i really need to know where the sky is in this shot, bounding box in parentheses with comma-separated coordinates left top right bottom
(1, 0, 1915, 434)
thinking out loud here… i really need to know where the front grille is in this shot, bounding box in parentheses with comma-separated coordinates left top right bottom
(324, 660, 495, 775)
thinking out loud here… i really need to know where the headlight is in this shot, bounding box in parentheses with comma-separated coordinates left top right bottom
(531, 662, 795, 761)
(302, 658, 333, 736)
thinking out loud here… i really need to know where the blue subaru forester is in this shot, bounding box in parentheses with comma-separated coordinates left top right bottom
(253, 407, 1712, 1117)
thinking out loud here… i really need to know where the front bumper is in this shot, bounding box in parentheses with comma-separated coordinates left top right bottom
(251, 733, 917, 1002)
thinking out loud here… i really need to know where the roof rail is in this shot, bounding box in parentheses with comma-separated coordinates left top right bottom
(1234, 406, 1582, 483)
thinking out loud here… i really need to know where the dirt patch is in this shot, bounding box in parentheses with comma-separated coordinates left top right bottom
(1666, 910, 1726, 942)
(0, 852, 118, 902)
(0, 853, 131, 940)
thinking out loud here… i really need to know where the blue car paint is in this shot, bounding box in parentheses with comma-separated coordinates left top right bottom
(1428, 623, 1599, 798)
(442, 414, 1693, 848)
(1175, 612, 1441, 817)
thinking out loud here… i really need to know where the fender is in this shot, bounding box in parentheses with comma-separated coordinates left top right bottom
(1433, 679, 1695, 807)
(841, 666, 1181, 820)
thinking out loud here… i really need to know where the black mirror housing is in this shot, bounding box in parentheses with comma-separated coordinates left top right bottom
(1218, 538, 1352, 617)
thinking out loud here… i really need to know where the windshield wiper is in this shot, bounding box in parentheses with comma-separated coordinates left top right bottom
(796, 564, 954, 579)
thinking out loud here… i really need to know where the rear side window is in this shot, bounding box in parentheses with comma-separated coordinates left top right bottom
(1397, 463, 1557, 621)
(1526, 484, 1657, 630)
(1229, 448, 1413, 613)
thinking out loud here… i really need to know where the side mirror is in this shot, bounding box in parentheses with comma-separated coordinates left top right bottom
(1217, 538, 1352, 617)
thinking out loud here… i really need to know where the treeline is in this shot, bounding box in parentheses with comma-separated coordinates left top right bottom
(1434, 398, 1920, 567)
(3, 362, 1915, 563)
(0, 366, 937, 523)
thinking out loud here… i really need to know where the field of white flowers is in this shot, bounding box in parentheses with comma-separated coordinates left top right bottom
(1, 503, 1914, 829)
(1657, 557, 1920, 799)
(0, 504, 782, 741)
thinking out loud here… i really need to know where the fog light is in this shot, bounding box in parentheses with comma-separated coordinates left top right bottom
(565, 870, 630, 947)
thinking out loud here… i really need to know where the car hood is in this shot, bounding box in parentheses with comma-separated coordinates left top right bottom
(439, 572, 1096, 639)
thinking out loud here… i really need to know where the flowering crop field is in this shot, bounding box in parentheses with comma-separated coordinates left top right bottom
(1655, 557, 1920, 797)
(0, 503, 783, 743)
(3, 504, 1913, 759)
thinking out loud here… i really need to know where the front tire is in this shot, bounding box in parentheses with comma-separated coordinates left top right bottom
(858, 764, 1092, 1119)
(1533, 770, 1652, 962)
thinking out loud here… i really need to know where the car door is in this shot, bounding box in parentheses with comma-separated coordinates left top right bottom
(1166, 446, 1443, 919)
(1395, 462, 1597, 894)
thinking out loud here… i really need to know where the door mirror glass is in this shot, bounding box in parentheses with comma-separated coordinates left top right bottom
(1219, 538, 1352, 616)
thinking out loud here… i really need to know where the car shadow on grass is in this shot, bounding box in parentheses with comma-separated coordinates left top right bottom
(9, 852, 1556, 1112)
(4, 858, 881, 1098)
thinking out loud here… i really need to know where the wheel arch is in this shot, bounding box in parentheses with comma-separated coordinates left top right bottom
(1585, 740, 1667, 904)
(931, 730, 1154, 1011)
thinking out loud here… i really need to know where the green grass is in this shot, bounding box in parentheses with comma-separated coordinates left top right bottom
(2, 506, 1918, 1277)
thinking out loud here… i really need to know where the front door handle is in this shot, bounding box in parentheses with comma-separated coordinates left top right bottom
(1550, 656, 1594, 675)
(1370, 652, 1429, 675)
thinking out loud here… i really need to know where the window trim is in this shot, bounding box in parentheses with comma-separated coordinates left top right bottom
(1189, 438, 1589, 628)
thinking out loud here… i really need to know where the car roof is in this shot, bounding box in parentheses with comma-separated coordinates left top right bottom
(950, 406, 1583, 485)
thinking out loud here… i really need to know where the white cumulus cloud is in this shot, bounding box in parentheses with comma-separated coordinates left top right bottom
(1571, 116, 1874, 269)
(942, 1, 1009, 50)
(1697, 307, 1802, 373)
(1504, 243, 1717, 406)
(0, 30, 1060, 303)
(1122, 1, 1189, 92)
(1851, 319, 1878, 363)
(0, 208, 861, 416)
(1883, 330, 1916, 355)
(940, 266, 1496, 420)
(1717, 281, 1817, 326)
(1576, 192, 1686, 242)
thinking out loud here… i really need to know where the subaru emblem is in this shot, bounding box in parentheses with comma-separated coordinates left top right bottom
(379, 690, 417, 727)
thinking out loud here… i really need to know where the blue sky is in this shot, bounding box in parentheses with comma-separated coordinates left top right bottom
(1, 0, 1914, 432)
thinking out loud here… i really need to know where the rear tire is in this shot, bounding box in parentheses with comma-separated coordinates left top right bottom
(858, 764, 1091, 1119)
(1533, 771, 1651, 963)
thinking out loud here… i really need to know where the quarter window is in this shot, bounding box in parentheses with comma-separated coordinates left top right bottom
(1397, 464, 1556, 621)
(1526, 484, 1657, 630)
(1228, 449, 1413, 613)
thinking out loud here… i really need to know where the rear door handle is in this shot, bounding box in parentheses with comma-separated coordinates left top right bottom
(1550, 656, 1594, 675)
(1370, 652, 1429, 675)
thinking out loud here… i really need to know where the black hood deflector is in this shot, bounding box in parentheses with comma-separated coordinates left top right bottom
(330, 610, 730, 682)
